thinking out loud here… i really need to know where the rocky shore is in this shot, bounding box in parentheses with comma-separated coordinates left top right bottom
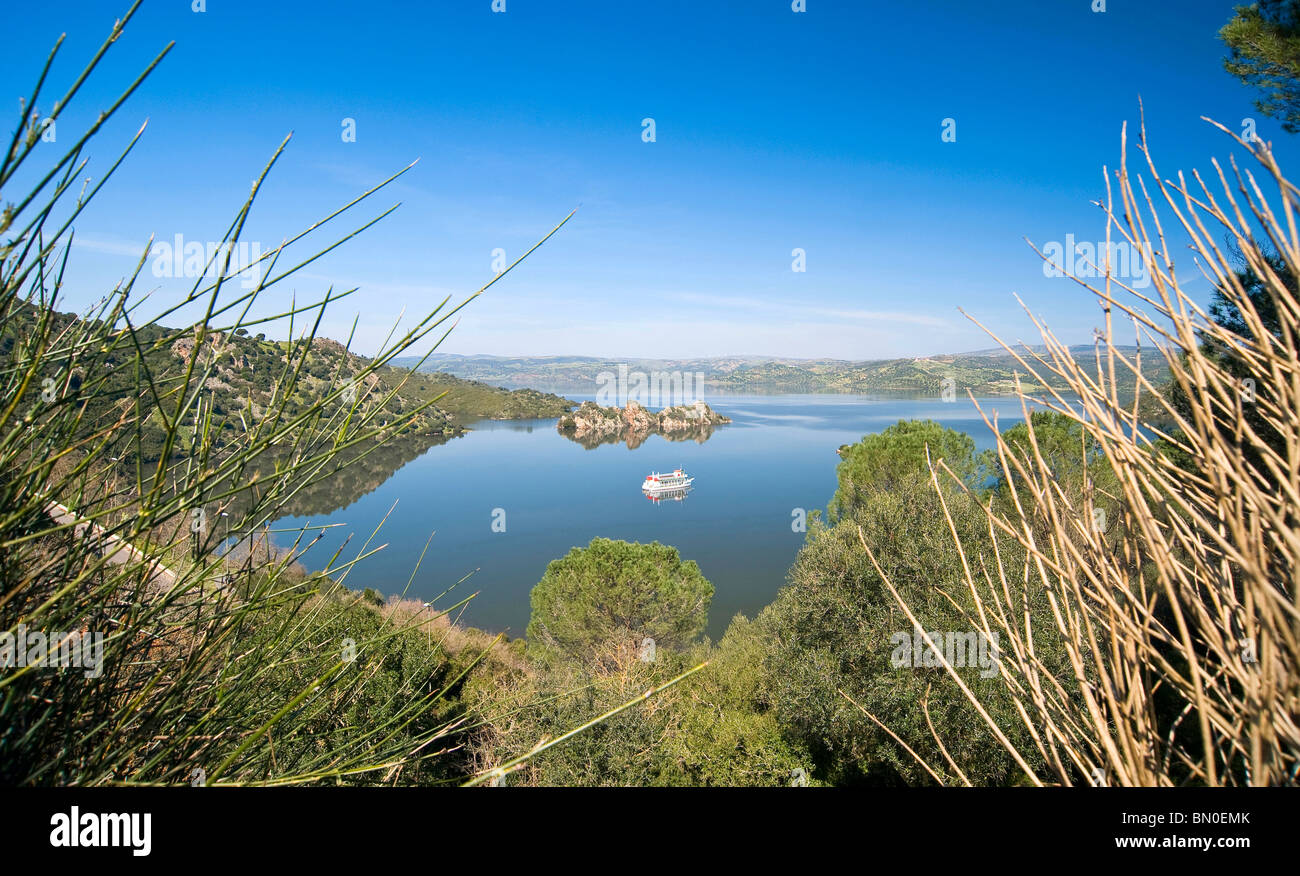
(557, 400, 730, 449)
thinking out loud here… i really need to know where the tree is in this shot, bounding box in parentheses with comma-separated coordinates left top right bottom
(1221, 1, 1300, 132)
(830, 419, 977, 520)
(526, 538, 713, 661)
(482, 625, 815, 787)
(1207, 239, 1289, 339)
(765, 475, 1055, 786)
(983, 410, 1113, 503)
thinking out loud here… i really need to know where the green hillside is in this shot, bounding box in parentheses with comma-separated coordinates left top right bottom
(394, 347, 1173, 399)
(4, 305, 573, 464)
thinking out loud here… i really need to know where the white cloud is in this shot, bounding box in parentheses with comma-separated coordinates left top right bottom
(69, 232, 152, 258)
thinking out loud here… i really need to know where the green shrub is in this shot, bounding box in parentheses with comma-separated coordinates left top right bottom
(526, 538, 713, 663)
(778, 481, 1049, 783)
(831, 419, 977, 519)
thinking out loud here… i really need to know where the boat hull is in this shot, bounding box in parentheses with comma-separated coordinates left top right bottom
(642, 477, 693, 493)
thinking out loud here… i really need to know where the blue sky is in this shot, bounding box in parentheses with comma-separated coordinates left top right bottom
(3, 0, 1292, 359)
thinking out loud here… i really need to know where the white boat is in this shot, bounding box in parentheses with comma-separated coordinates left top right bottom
(642, 468, 694, 494)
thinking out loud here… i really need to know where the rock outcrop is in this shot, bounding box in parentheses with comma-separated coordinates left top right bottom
(557, 400, 729, 449)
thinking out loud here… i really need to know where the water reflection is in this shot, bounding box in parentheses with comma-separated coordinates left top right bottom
(226, 432, 459, 521)
(560, 424, 722, 450)
(271, 394, 1051, 640)
(645, 485, 692, 504)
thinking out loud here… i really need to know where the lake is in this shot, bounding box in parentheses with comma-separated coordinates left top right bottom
(274, 394, 1042, 639)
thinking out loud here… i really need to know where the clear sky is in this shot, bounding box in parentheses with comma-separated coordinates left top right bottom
(3, 0, 1292, 360)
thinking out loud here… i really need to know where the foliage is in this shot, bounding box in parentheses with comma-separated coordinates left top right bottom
(830, 419, 977, 519)
(1221, 0, 1300, 132)
(473, 624, 809, 787)
(875, 122, 1300, 785)
(767, 469, 1059, 785)
(0, 302, 571, 466)
(0, 4, 569, 786)
(525, 537, 713, 663)
(398, 349, 1169, 400)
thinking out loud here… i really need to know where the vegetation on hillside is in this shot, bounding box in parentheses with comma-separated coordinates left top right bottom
(0, 5, 582, 787)
(398, 347, 1169, 399)
(3, 301, 572, 468)
(857, 120, 1300, 786)
(464, 123, 1300, 786)
(5, 3, 1295, 792)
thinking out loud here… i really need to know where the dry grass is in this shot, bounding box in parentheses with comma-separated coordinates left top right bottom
(870, 115, 1299, 786)
(381, 596, 529, 673)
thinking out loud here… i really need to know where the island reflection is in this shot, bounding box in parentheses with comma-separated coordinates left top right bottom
(227, 432, 460, 522)
(560, 424, 722, 450)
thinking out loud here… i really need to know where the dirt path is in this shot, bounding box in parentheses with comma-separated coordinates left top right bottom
(44, 500, 179, 589)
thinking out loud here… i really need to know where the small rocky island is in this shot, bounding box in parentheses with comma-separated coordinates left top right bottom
(557, 399, 730, 449)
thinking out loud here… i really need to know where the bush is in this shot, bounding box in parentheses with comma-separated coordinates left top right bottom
(767, 471, 1054, 785)
(526, 538, 713, 663)
(0, 10, 561, 786)
(831, 420, 976, 520)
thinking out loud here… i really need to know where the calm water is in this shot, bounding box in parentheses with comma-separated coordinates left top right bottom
(274, 394, 1040, 639)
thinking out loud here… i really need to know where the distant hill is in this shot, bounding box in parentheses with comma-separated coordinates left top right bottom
(3, 305, 574, 463)
(393, 346, 1173, 399)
